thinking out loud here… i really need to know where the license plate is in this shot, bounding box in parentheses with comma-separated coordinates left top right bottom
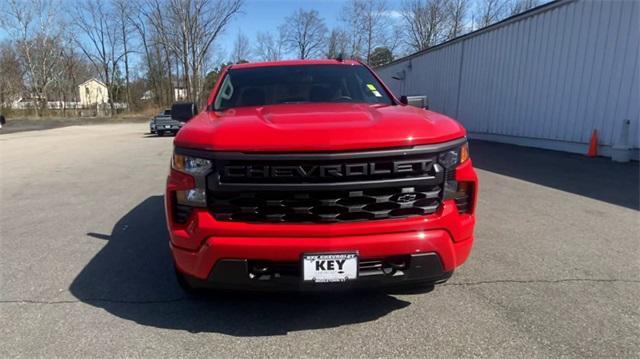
(302, 253, 358, 283)
(164, 125, 171, 129)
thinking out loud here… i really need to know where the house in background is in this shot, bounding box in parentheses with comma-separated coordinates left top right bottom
(78, 79, 109, 106)
(174, 87, 187, 101)
(140, 90, 153, 101)
(140, 87, 188, 102)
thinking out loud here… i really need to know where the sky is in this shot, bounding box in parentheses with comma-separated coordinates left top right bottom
(0, 0, 404, 64)
(219, 0, 404, 58)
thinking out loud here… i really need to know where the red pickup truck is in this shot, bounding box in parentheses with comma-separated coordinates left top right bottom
(165, 59, 477, 292)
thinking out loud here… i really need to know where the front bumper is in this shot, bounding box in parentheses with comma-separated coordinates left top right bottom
(180, 253, 453, 291)
(166, 160, 477, 290)
(170, 201, 475, 280)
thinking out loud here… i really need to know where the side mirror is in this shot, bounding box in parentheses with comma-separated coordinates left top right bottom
(401, 95, 429, 110)
(171, 102, 198, 122)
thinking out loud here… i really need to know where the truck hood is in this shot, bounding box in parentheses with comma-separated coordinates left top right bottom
(174, 103, 466, 152)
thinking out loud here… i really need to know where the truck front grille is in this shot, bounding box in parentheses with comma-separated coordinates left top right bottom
(179, 140, 466, 224)
(209, 185, 441, 223)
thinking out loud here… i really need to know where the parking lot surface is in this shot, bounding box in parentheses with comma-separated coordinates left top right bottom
(1, 123, 638, 358)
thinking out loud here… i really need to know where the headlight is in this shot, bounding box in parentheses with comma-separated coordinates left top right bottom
(438, 142, 469, 169)
(171, 153, 212, 209)
(441, 142, 472, 207)
(172, 154, 212, 174)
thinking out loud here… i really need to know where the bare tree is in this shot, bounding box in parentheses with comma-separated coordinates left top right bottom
(280, 9, 328, 59)
(1, 0, 66, 116)
(0, 41, 25, 107)
(143, 0, 179, 104)
(231, 32, 251, 63)
(53, 46, 95, 114)
(113, 0, 133, 110)
(509, 0, 539, 16)
(325, 29, 349, 59)
(475, 0, 509, 28)
(385, 23, 406, 57)
(401, 0, 449, 52)
(339, 3, 364, 59)
(343, 0, 389, 64)
(254, 31, 283, 62)
(73, 0, 126, 115)
(129, 4, 165, 105)
(150, 0, 243, 104)
(446, 0, 470, 39)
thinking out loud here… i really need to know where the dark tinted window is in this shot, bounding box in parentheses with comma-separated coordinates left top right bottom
(212, 65, 393, 110)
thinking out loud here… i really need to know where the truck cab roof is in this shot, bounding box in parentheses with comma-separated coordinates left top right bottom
(229, 59, 361, 70)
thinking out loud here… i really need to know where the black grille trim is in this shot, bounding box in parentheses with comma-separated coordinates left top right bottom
(201, 141, 467, 224)
(211, 175, 441, 191)
(209, 185, 442, 223)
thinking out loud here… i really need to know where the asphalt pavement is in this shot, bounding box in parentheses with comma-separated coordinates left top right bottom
(1, 123, 638, 358)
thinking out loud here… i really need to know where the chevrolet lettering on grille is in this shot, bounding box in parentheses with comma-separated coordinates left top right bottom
(223, 159, 434, 179)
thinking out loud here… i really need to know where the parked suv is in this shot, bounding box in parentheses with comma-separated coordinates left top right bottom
(165, 60, 477, 292)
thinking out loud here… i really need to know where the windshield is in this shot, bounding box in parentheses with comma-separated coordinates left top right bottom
(212, 65, 393, 110)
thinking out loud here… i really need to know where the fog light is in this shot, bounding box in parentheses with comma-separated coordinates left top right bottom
(176, 188, 207, 207)
(187, 188, 206, 202)
(382, 265, 395, 275)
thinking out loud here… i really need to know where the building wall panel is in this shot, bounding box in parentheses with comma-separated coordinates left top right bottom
(377, 0, 639, 156)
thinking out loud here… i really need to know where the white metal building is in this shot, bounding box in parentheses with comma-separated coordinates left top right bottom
(376, 0, 639, 160)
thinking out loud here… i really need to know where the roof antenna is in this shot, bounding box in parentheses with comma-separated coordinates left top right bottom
(335, 53, 344, 62)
